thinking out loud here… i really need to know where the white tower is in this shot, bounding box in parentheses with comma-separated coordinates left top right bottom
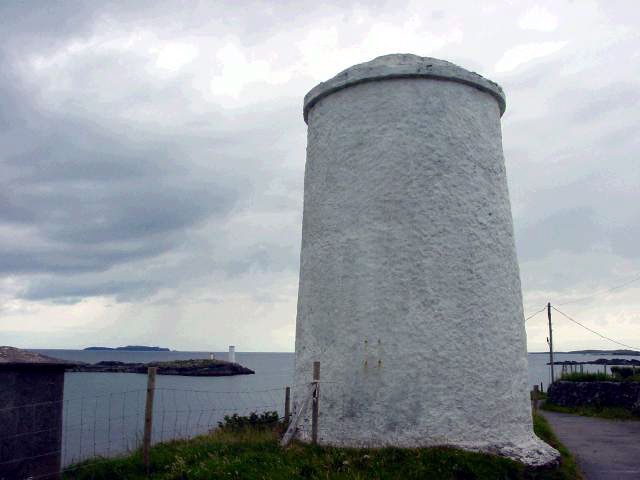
(228, 345, 235, 363)
(293, 54, 558, 466)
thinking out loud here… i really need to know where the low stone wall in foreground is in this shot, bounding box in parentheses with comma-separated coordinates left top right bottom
(548, 381, 640, 411)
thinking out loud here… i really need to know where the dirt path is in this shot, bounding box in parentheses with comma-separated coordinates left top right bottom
(540, 409, 640, 480)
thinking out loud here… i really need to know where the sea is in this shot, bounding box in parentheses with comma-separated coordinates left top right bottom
(30, 349, 640, 467)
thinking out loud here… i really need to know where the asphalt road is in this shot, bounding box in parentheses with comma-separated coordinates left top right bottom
(540, 409, 640, 480)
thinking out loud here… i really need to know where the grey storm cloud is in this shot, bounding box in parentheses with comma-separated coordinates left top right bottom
(499, 33, 640, 278)
(22, 278, 157, 302)
(569, 83, 640, 124)
(0, 72, 240, 276)
(0, 3, 305, 301)
(515, 207, 602, 262)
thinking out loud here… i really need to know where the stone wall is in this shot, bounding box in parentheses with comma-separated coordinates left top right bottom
(0, 368, 65, 480)
(548, 381, 640, 411)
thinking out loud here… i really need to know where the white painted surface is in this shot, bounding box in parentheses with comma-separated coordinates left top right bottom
(294, 54, 558, 466)
(228, 345, 235, 363)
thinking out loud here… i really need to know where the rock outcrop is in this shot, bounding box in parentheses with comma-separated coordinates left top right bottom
(69, 359, 254, 376)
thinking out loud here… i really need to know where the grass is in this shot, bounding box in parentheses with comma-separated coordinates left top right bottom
(558, 371, 640, 383)
(541, 401, 640, 421)
(531, 389, 548, 401)
(610, 366, 640, 380)
(532, 413, 582, 480)
(558, 372, 612, 382)
(63, 413, 581, 480)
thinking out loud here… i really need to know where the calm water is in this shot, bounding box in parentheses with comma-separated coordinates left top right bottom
(526, 352, 640, 388)
(31, 349, 640, 466)
(34, 350, 293, 466)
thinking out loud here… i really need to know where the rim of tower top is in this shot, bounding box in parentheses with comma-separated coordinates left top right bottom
(303, 53, 506, 123)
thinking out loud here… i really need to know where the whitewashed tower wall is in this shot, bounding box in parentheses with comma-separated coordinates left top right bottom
(293, 54, 558, 466)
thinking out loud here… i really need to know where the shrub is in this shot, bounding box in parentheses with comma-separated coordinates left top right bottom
(558, 369, 640, 383)
(217, 411, 283, 432)
(559, 372, 610, 382)
(610, 366, 640, 380)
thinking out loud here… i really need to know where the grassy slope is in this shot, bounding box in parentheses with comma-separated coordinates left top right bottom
(532, 413, 582, 480)
(64, 416, 581, 480)
(541, 401, 640, 421)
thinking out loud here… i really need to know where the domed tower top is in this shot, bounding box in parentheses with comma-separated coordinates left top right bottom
(303, 53, 506, 123)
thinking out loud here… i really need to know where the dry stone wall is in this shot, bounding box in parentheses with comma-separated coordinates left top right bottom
(548, 381, 640, 411)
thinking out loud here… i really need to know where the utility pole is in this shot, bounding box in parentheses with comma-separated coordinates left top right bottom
(548, 302, 554, 383)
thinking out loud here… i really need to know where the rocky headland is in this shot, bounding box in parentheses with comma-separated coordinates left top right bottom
(69, 359, 254, 376)
(549, 358, 640, 366)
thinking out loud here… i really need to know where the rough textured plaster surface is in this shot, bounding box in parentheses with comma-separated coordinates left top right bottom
(303, 54, 506, 122)
(293, 55, 559, 467)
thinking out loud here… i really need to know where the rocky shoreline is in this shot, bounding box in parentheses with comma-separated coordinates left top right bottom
(548, 358, 640, 366)
(69, 359, 255, 376)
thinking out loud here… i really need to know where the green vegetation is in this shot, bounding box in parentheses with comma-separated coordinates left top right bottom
(558, 370, 640, 383)
(531, 389, 548, 401)
(532, 413, 582, 480)
(558, 372, 612, 382)
(541, 402, 640, 421)
(610, 366, 640, 381)
(217, 411, 283, 432)
(63, 412, 581, 480)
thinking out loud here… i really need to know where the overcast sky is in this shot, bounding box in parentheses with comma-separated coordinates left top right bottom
(1, 0, 638, 352)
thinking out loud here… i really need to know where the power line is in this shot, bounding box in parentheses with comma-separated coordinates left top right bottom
(556, 273, 640, 307)
(551, 305, 640, 351)
(524, 305, 546, 323)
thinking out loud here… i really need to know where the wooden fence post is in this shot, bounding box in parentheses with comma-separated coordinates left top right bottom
(530, 390, 537, 414)
(280, 383, 316, 447)
(284, 386, 291, 424)
(143, 367, 157, 473)
(311, 361, 320, 444)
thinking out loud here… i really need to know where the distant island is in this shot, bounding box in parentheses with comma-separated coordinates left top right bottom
(567, 349, 640, 356)
(530, 349, 640, 356)
(84, 345, 170, 351)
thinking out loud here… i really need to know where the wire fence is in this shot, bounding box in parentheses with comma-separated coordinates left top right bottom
(0, 383, 291, 479)
(5, 289, 640, 480)
(4, 355, 637, 478)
